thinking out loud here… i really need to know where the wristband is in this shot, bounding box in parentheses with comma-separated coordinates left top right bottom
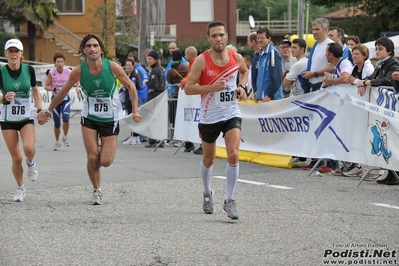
(363, 80, 367, 86)
(36, 108, 42, 114)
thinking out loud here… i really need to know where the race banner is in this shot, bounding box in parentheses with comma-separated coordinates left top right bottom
(121, 90, 168, 141)
(173, 91, 201, 143)
(27, 86, 83, 111)
(174, 85, 368, 162)
(366, 87, 399, 170)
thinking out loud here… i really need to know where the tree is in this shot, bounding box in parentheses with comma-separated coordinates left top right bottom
(0, 32, 19, 57)
(0, 0, 59, 62)
(88, 0, 138, 60)
(236, 0, 339, 23)
(308, 0, 399, 42)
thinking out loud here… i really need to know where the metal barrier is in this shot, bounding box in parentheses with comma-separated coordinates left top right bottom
(152, 83, 192, 154)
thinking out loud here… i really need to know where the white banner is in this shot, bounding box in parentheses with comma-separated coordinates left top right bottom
(366, 88, 399, 170)
(173, 85, 399, 171)
(28, 86, 83, 111)
(121, 91, 168, 141)
(173, 91, 201, 143)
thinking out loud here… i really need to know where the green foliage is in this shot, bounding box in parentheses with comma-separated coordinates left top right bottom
(88, 0, 138, 59)
(308, 0, 399, 42)
(0, 32, 19, 57)
(236, 0, 340, 22)
(0, 0, 59, 61)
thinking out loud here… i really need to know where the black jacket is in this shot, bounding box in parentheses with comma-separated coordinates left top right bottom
(366, 56, 399, 87)
(147, 64, 166, 101)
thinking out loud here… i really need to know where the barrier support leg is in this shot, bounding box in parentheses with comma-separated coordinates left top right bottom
(307, 158, 326, 177)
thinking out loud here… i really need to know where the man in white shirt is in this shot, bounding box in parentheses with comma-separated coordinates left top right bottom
(283, 38, 308, 97)
(278, 39, 297, 97)
(301, 18, 334, 92)
(322, 42, 353, 87)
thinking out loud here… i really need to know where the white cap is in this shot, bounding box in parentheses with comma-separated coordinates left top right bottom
(5, 39, 23, 51)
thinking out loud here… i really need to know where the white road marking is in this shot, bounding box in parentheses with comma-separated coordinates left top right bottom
(370, 203, 399, 210)
(213, 176, 294, 190)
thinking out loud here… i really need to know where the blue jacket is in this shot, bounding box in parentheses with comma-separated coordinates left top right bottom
(342, 44, 353, 65)
(251, 52, 259, 93)
(256, 42, 283, 100)
(134, 62, 149, 100)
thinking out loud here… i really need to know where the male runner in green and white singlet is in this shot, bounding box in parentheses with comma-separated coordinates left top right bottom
(38, 34, 142, 205)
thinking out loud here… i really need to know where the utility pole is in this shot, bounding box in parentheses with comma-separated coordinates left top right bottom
(297, 0, 304, 39)
(288, 0, 291, 34)
(266, 7, 271, 28)
(139, 0, 148, 64)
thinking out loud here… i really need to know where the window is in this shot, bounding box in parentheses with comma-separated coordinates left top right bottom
(190, 0, 213, 22)
(56, 0, 84, 14)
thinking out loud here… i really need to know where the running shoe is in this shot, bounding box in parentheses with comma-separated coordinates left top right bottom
(302, 164, 315, 170)
(343, 166, 364, 177)
(62, 136, 71, 147)
(223, 199, 239, 220)
(123, 136, 135, 145)
(203, 190, 215, 214)
(26, 159, 38, 182)
(90, 189, 102, 205)
(332, 168, 343, 176)
(193, 146, 203, 155)
(135, 136, 141, 144)
(53, 141, 61, 151)
(319, 165, 332, 173)
(13, 187, 26, 202)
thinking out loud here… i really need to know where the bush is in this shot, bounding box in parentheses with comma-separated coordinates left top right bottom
(0, 32, 19, 57)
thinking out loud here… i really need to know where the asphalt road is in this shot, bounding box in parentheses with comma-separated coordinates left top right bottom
(0, 115, 398, 266)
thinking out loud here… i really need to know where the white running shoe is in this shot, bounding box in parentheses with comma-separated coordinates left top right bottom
(26, 159, 38, 182)
(13, 187, 26, 202)
(53, 141, 61, 151)
(135, 136, 141, 144)
(343, 166, 364, 177)
(90, 189, 102, 205)
(123, 136, 135, 145)
(62, 136, 71, 147)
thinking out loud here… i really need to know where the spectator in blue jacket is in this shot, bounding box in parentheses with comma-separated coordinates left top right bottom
(255, 27, 283, 102)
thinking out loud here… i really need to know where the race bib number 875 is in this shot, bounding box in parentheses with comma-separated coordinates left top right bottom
(88, 97, 113, 118)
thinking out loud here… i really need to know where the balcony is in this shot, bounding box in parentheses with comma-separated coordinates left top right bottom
(148, 24, 176, 42)
(236, 20, 298, 36)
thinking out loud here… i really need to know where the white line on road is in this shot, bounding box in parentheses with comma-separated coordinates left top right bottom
(213, 176, 294, 190)
(370, 203, 399, 210)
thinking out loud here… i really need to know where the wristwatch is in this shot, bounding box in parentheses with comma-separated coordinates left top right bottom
(314, 72, 319, 78)
(238, 84, 248, 96)
(238, 84, 247, 90)
(363, 80, 367, 86)
(36, 108, 42, 114)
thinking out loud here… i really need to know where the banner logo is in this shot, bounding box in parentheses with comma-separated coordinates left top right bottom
(12, 82, 21, 90)
(370, 120, 391, 164)
(93, 79, 101, 88)
(292, 100, 350, 152)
